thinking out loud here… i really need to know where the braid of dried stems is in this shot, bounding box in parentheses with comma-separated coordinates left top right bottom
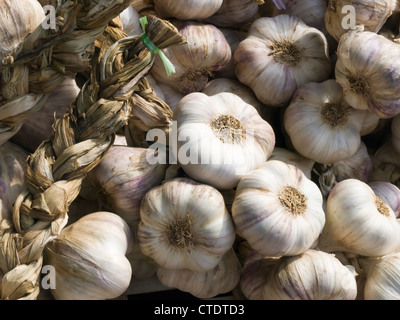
(0, 15, 184, 300)
(0, 0, 133, 146)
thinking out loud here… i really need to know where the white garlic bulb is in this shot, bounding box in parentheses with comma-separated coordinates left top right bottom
(156, 249, 241, 299)
(153, 0, 223, 20)
(0, 141, 29, 222)
(234, 14, 331, 107)
(319, 179, 400, 256)
(44, 211, 133, 300)
(172, 92, 275, 190)
(284, 79, 367, 164)
(150, 20, 231, 95)
(358, 253, 400, 300)
(137, 177, 236, 272)
(262, 249, 358, 300)
(87, 146, 168, 229)
(232, 160, 325, 257)
(325, 0, 397, 42)
(0, 0, 45, 61)
(335, 27, 400, 118)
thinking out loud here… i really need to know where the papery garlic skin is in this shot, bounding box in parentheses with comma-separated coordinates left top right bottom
(335, 28, 400, 118)
(120, 5, 142, 37)
(272, 0, 336, 53)
(156, 83, 183, 112)
(263, 250, 358, 300)
(10, 77, 80, 153)
(138, 177, 236, 272)
(325, 0, 397, 42)
(44, 211, 133, 300)
(284, 79, 365, 164)
(202, 78, 275, 124)
(0, 0, 45, 61)
(88, 146, 168, 229)
(232, 160, 325, 257)
(150, 21, 231, 95)
(213, 28, 246, 80)
(240, 251, 280, 300)
(0, 142, 29, 222)
(204, 0, 259, 28)
(359, 253, 400, 300)
(319, 179, 400, 256)
(153, 0, 223, 20)
(315, 141, 373, 196)
(369, 181, 400, 218)
(234, 15, 331, 107)
(269, 147, 315, 179)
(156, 249, 241, 299)
(173, 92, 275, 190)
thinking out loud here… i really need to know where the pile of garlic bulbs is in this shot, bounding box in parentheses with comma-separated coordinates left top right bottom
(4, 0, 400, 300)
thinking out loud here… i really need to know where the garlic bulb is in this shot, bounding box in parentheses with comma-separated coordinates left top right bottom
(319, 179, 400, 256)
(201, 78, 275, 124)
(360, 111, 380, 136)
(369, 181, 400, 218)
(150, 20, 231, 95)
(358, 253, 400, 300)
(87, 146, 168, 229)
(156, 249, 241, 299)
(204, 0, 259, 28)
(269, 147, 315, 179)
(262, 249, 358, 300)
(10, 77, 80, 153)
(232, 160, 325, 257)
(325, 0, 397, 42)
(153, 0, 223, 20)
(172, 92, 275, 190)
(0, 0, 45, 61)
(0, 141, 29, 222)
(138, 177, 236, 272)
(240, 251, 280, 300)
(335, 27, 400, 118)
(234, 14, 331, 107)
(284, 79, 366, 164)
(314, 141, 373, 196)
(44, 211, 133, 300)
(120, 5, 142, 37)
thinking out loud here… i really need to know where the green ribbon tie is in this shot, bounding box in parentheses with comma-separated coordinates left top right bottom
(140, 16, 176, 77)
